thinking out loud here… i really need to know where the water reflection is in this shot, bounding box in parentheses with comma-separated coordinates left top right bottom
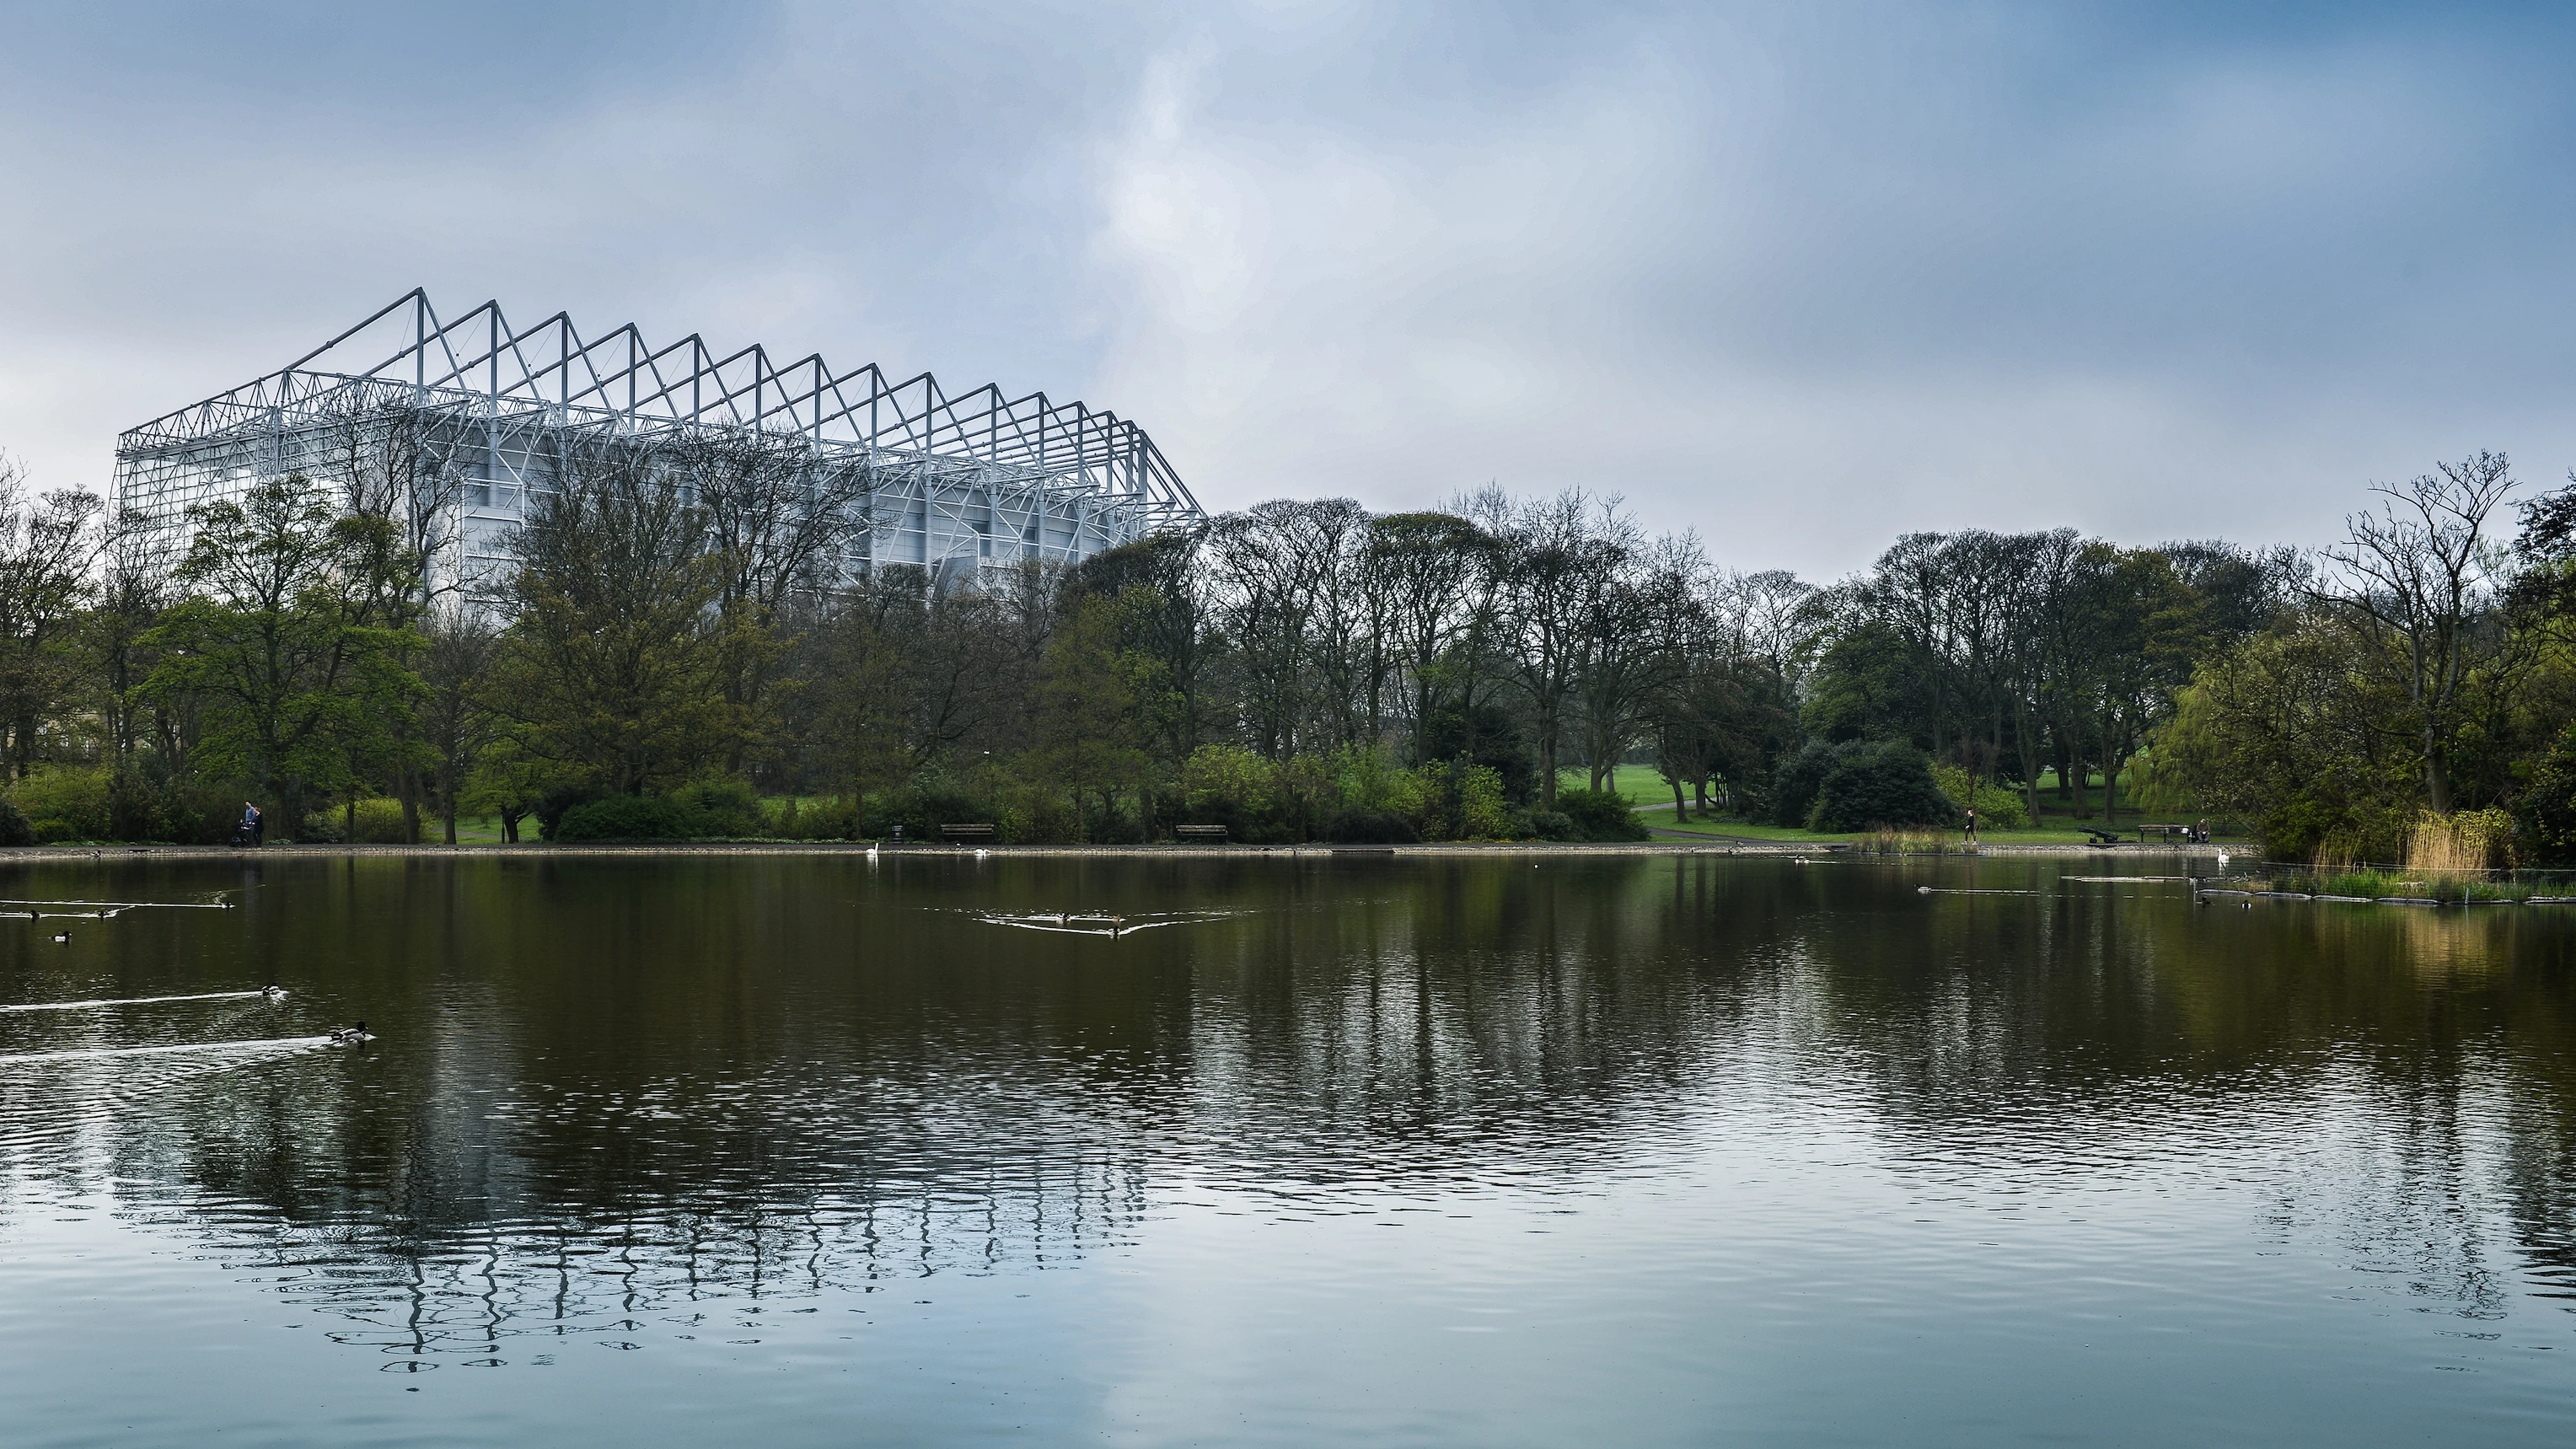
(0, 853, 2570, 1387)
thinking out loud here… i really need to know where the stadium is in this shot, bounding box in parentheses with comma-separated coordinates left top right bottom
(110, 289, 1203, 588)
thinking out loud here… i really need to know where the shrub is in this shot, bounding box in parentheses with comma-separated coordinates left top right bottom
(670, 776, 765, 838)
(105, 770, 169, 841)
(1931, 763, 2031, 830)
(1454, 763, 1512, 840)
(1555, 786, 1647, 841)
(1181, 743, 1279, 838)
(1810, 743, 1956, 832)
(0, 799, 33, 846)
(1527, 808, 1577, 841)
(555, 795, 702, 841)
(865, 778, 1005, 842)
(8, 765, 110, 843)
(1325, 808, 1418, 844)
(348, 797, 411, 844)
(1770, 740, 1841, 827)
(2517, 729, 2576, 865)
(535, 783, 603, 841)
(158, 778, 250, 845)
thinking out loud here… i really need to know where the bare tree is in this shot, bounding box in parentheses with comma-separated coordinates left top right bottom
(417, 607, 500, 844)
(668, 432, 876, 772)
(318, 395, 476, 838)
(1574, 530, 1695, 795)
(1205, 500, 1342, 759)
(2316, 451, 2519, 813)
(1369, 512, 1496, 765)
(92, 507, 173, 770)
(1495, 489, 1633, 809)
(0, 455, 105, 776)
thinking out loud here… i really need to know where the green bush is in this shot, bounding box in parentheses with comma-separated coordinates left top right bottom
(1325, 808, 1418, 843)
(555, 795, 702, 841)
(670, 776, 765, 838)
(1810, 743, 1957, 831)
(1555, 786, 1647, 841)
(105, 770, 169, 841)
(1181, 743, 1279, 839)
(864, 778, 1006, 842)
(1527, 808, 1576, 841)
(1931, 764, 2031, 829)
(158, 778, 250, 845)
(8, 765, 110, 843)
(0, 799, 33, 846)
(349, 797, 411, 844)
(535, 783, 602, 841)
(2516, 727, 2576, 866)
(1770, 740, 1839, 827)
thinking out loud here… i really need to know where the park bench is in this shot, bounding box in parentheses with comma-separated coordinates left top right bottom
(2138, 824, 2196, 844)
(940, 823, 995, 845)
(1174, 824, 1229, 844)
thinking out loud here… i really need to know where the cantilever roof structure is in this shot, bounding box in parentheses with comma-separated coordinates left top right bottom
(113, 289, 1202, 585)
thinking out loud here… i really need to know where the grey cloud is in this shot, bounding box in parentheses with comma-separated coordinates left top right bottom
(3, 2, 2572, 579)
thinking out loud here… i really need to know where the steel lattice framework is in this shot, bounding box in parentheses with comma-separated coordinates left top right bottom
(112, 289, 1202, 588)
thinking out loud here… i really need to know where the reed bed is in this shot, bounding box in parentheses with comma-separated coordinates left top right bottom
(1859, 829, 1961, 856)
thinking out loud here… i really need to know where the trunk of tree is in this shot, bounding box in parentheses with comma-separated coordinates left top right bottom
(399, 758, 422, 845)
(2014, 700, 2044, 826)
(500, 808, 522, 844)
(1671, 776, 1688, 822)
(2097, 709, 2120, 823)
(2423, 723, 2450, 813)
(2053, 729, 2074, 802)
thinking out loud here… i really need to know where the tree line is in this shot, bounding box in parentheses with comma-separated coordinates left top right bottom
(3, 424, 2572, 861)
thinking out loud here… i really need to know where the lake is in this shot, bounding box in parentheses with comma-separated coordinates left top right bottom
(0, 851, 2569, 1446)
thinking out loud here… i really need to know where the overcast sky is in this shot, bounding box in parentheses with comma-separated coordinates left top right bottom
(3, 1, 2572, 577)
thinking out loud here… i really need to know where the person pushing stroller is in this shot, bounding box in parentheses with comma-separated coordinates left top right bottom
(233, 801, 262, 848)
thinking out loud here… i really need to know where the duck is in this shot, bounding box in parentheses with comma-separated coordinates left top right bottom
(262, 983, 287, 1001)
(328, 1020, 373, 1044)
(49, 931, 68, 945)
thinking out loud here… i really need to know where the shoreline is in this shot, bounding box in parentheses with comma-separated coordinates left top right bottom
(0, 840, 2235, 861)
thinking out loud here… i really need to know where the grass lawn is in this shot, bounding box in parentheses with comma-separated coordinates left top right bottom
(1564, 764, 2239, 845)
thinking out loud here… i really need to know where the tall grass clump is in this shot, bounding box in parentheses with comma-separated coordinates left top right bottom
(2404, 808, 2515, 875)
(1862, 828, 1952, 856)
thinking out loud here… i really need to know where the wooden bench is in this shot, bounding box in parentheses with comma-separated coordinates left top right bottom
(1174, 824, 1229, 844)
(2138, 824, 2196, 844)
(940, 823, 995, 844)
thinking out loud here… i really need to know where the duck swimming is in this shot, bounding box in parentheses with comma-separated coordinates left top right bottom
(262, 984, 287, 1001)
(328, 1020, 373, 1044)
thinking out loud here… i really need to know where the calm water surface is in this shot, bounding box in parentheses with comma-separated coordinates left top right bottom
(0, 852, 2571, 1446)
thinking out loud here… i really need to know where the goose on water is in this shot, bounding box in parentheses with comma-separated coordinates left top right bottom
(328, 1021, 373, 1044)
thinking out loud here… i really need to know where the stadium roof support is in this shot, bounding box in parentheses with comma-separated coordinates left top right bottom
(113, 289, 1203, 583)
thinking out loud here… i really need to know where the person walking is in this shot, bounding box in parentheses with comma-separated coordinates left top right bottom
(1963, 807, 1978, 846)
(241, 801, 263, 847)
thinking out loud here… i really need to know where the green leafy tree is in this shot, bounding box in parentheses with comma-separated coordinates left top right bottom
(140, 474, 416, 828)
(491, 445, 748, 796)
